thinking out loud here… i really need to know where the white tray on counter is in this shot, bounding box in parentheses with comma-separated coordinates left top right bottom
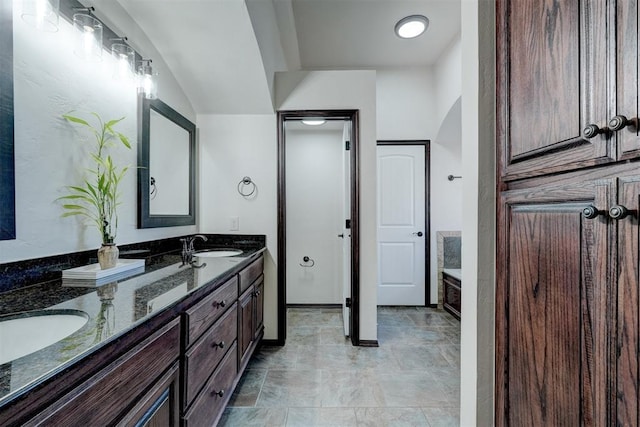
(62, 259, 145, 280)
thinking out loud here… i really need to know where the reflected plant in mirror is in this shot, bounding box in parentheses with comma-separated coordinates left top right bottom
(57, 113, 131, 267)
(138, 94, 196, 228)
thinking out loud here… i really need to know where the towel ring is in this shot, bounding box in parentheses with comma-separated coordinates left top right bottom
(237, 176, 256, 197)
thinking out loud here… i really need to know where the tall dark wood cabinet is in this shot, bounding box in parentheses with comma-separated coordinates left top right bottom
(496, 0, 640, 425)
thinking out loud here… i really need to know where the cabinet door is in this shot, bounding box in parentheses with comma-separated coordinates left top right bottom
(615, 176, 640, 425)
(254, 280, 264, 339)
(615, 1, 640, 160)
(497, 0, 612, 180)
(238, 287, 254, 366)
(496, 179, 615, 426)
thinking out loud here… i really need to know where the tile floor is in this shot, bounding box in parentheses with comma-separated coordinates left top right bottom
(219, 307, 460, 427)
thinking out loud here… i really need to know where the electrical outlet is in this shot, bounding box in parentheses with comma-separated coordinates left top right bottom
(229, 216, 239, 231)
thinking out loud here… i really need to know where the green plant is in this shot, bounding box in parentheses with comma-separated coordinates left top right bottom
(58, 113, 131, 245)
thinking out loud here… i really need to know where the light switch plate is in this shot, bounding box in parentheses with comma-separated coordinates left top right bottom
(229, 216, 239, 231)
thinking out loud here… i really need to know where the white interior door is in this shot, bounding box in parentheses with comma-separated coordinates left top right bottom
(342, 123, 351, 336)
(377, 145, 426, 305)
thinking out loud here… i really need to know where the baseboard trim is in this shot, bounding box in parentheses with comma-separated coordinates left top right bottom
(287, 303, 342, 309)
(428, 303, 437, 308)
(358, 340, 379, 347)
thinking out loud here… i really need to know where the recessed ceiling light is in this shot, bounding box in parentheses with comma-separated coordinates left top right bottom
(395, 15, 429, 39)
(301, 119, 326, 126)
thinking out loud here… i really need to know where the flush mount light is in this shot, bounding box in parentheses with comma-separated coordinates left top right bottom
(301, 119, 326, 126)
(394, 15, 429, 39)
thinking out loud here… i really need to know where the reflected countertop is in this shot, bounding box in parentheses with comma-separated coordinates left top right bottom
(0, 246, 265, 407)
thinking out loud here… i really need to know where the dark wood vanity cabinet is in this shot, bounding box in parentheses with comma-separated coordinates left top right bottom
(497, 0, 640, 181)
(442, 273, 460, 320)
(2, 254, 265, 427)
(496, 0, 640, 424)
(25, 319, 182, 426)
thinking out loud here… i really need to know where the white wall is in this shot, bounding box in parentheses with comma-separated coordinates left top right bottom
(460, 0, 496, 425)
(1, 3, 196, 263)
(435, 34, 462, 128)
(286, 129, 344, 304)
(430, 99, 462, 303)
(197, 114, 278, 339)
(376, 68, 437, 139)
(276, 70, 378, 341)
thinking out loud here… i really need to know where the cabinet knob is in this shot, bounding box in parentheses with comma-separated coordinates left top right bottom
(582, 205, 602, 219)
(213, 300, 226, 309)
(211, 389, 225, 398)
(609, 205, 629, 220)
(609, 115, 630, 131)
(583, 124, 604, 139)
(212, 341, 225, 349)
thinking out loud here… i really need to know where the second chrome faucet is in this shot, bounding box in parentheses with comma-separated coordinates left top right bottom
(180, 234, 208, 268)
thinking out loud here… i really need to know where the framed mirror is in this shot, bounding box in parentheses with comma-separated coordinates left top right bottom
(137, 95, 196, 228)
(0, 0, 15, 240)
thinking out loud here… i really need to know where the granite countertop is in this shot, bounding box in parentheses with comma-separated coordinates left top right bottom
(0, 244, 265, 407)
(443, 268, 462, 281)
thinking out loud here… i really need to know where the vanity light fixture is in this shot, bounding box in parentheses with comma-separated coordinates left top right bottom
(137, 59, 158, 99)
(394, 14, 429, 39)
(21, 0, 60, 32)
(301, 119, 326, 126)
(73, 12, 103, 61)
(111, 41, 135, 80)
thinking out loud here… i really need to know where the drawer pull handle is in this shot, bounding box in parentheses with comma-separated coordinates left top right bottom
(609, 115, 631, 131)
(212, 341, 225, 349)
(211, 389, 225, 398)
(582, 205, 602, 219)
(213, 300, 226, 309)
(254, 290, 261, 296)
(583, 123, 605, 139)
(609, 205, 630, 220)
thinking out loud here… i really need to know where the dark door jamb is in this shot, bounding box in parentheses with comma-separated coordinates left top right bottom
(377, 140, 432, 307)
(277, 110, 361, 346)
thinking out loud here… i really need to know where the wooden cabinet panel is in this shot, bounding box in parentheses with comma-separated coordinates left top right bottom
(26, 319, 181, 426)
(184, 303, 237, 406)
(615, 177, 640, 425)
(496, 180, 614, 426)
(183, 343, 238, 427)
(185, 276, 238, 346)
(616, 1, 640, 160)
(239, 256, 263, 293)
(116, 362, 180, 427)
(497, 0, 612, 180)
(238, 286, 254, 367)
(442, 274, 460, 320)
(254, 279, 264, 339)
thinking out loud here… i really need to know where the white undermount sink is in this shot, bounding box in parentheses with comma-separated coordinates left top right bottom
(0, 310, 89, 365)
(194, 250, 243, 258)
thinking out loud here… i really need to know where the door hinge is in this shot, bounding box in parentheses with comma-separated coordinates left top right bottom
(345, 219, 351, 229)
(345, 140, 350, 151)
(345, 297, 351, 308)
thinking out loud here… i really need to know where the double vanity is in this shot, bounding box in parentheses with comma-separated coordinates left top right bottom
(0, 235, 265, 426)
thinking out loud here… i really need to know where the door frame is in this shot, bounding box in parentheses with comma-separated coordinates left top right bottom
(277, 110, 361, 346)
(377, 140, 431, 307)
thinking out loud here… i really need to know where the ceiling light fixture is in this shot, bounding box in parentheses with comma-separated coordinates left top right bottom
(301, 119, 326, 126)
(394, 15, 429, 39)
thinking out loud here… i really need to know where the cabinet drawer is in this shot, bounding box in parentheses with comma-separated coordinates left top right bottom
(184, 303, 238, 406)
(26, 319, 181, 426)
(183, 342, 238, 427)
(185, 276, 238, 345)
(239, 256, 263, 293)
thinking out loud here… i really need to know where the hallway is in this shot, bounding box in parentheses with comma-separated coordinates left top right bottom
(219, 307, 460, 426)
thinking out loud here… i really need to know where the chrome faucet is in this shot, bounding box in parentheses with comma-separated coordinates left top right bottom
(180, 234, 208, 267)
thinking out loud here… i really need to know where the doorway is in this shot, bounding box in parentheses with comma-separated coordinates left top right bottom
(277, 110, 361, 346)
(376, 141, 430, 306)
